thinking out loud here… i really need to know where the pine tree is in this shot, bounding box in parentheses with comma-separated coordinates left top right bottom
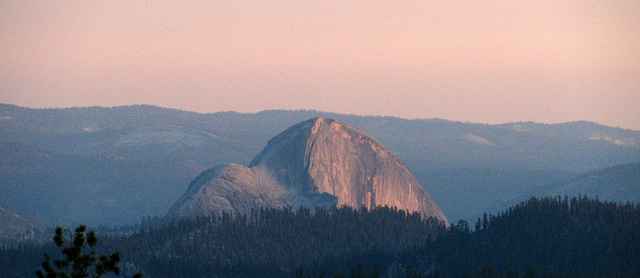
(36, 225, 142, 278)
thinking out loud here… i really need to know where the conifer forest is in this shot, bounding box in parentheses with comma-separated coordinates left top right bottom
(2, 196, 639, 277)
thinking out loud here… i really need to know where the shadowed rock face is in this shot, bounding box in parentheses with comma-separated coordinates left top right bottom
(168, 163, 287, 217)
(168, 117, 448, 224)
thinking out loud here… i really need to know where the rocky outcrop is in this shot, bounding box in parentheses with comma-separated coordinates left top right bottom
(168, 117, 448, 224)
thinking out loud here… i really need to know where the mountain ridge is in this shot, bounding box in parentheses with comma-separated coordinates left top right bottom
(4, 103, 639, 132)
(1, 104, 639, 226)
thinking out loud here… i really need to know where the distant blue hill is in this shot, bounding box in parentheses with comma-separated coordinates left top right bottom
(524, 161, 640, 203)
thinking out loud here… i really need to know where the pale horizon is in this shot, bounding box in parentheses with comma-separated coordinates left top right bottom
(2, 1, 639, 129)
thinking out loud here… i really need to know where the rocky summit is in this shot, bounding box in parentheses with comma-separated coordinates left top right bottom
(168, 117, 448, 224)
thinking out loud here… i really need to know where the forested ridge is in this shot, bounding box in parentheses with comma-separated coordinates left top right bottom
(115, 206, 446, 277)
(1, 196, 639, 277)
(414, 196, 640, 277)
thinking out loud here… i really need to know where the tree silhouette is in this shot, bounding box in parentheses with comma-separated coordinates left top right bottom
(36, 225, 142, 278)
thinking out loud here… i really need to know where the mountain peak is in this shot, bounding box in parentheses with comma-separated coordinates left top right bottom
(169, 118, 448, 225)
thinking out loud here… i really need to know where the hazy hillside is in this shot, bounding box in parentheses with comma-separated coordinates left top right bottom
(526, 161, 640, 203)
(0, 205, 49, 243)
(1, 104, 639, 226)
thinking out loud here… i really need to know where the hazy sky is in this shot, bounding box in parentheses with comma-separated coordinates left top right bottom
(1, 1, 639, 129)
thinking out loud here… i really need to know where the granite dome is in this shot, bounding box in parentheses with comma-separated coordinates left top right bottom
(168, 117, 448, 225)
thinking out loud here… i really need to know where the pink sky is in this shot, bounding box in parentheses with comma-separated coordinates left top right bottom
(1, 1, 639, 129)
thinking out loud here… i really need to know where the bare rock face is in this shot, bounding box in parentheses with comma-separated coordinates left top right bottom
(168, 117, 448, 224)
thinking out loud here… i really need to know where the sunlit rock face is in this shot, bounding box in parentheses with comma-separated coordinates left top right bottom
(168, 117, 448, 225)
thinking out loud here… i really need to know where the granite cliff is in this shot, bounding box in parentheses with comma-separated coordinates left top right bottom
(168, 117, 448, 224)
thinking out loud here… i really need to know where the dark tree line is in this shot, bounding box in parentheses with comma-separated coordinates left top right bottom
(401, 196, 640, 277)
(1, 196, 639, 277)
(110, 205, 446, 277)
